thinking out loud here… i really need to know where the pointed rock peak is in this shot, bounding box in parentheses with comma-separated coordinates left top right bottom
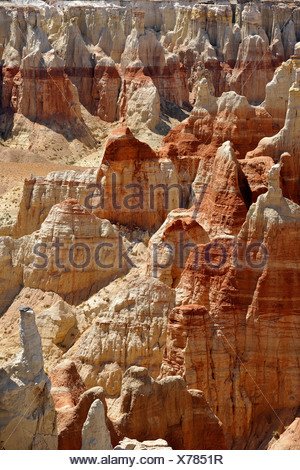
(193, 77, 217, 115)
(213, 141, 243, 181)
(0, 305, 56, 449)
(81, 399, 112, 450)
(253, 163, 284, 210)
(252, 163, 300, 218)
(14, 305, 44, 377)
(110, 126, 134, 138)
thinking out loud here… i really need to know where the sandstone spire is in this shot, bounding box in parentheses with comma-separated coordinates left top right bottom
(81, 399, 112, 450)
(0, 307, 57, 450)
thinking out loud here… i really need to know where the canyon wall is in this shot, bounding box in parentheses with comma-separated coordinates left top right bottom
(1, 0, 300, 136)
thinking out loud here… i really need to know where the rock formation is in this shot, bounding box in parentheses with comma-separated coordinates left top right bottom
(81, 399, 112, 450)
(49, 360, 86, 409)
(160, 86, 275, 162)
(161, 164, 300, 449)
(239, 156, 274, 202)
(194, 141, 250, 237)
(94, 127, 181, 230)
(147, 208, 209, 287)
(1, 0, 300, 137)
(0, 235, 23, 314)
(2, 127, 185, 237)
(0, 6, 91, 144)
(35, 301, 77, 369)
(56, 386, 109, 450)
(0, 306, 57, 450)
(109, 366, 226, 450)
(23, 198, 129, 303)
(70, 275, 175, 390)
(262, 56, 299, 128)
(92, 58, 121, 122)
(50, 360, 109, 450)
(0, 199, 129, 309)
(3, 170, 99, 238)
(228, 3, 274, 104)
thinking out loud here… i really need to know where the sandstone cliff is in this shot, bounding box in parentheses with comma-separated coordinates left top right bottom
(81, 399, 112, 450)
(160, 164, 300, 449)
(0, 198, 129, 310)
(1, 0, 300, 139)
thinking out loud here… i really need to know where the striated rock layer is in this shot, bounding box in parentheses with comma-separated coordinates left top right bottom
(0, 199, 129, 310)
(160, 164, 300, 449)
(1, 0, 300, 136)
(109, 366, 226, 450)
(69, 275, 175, 390)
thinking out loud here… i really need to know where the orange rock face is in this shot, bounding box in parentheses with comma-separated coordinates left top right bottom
(160, 166, 300, 449)
(50, 360, 87, 409)
(147, 208, 209, 287)
(159, 91, 275, 162)
(100, 126, 157, 162)
(110, 366, 227, 450)
(94, 127, 182, 231)
(194, 141, 250, 237)
(1, 66, 19, 110)
(56, 387, 109, 450)
(92, 62, 121, 122)
(239, 156, 274, 203)
(5, 128, 186, 237)
(11, 66, 82, 123)
(49, 360, 114, 450)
